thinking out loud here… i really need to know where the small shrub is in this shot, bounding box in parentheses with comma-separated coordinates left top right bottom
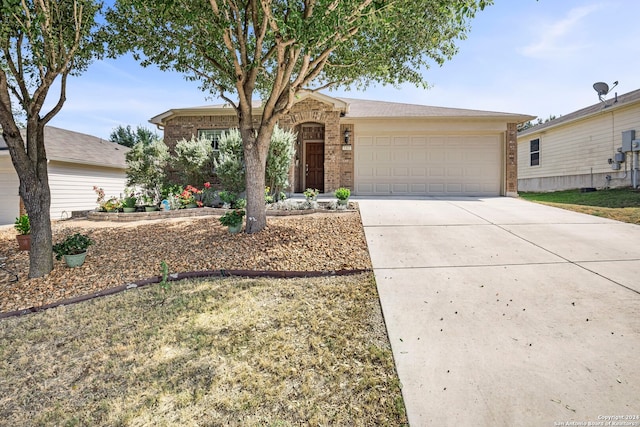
(266, 125, 296, 199)
(126, 138, 170, 205)
(14, 214, 30, 235)
(172, 135, 214, 185)
(214, 129, 246, 194)
(52, 233, 94, 260)
(219, 209, 245, 227)
(335, 187, 351, 201)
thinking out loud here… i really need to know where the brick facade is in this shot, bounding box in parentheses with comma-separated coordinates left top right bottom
(159, 97, 519, 196)
(163, 98, 353, 194)
(506, 122, 518, 196)
(279, 99, 348, 193)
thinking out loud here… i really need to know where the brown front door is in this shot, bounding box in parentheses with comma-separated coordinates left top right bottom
(305, 142, 324, 192)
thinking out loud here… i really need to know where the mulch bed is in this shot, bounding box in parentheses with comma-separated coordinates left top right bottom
(0, 210, 372, 315)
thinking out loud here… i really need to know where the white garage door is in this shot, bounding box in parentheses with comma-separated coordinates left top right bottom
(355, 135, 502, 196)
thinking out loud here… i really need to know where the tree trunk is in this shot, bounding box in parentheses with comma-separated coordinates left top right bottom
(5, 124, 54, 278)
(21, 176, 54, 278)
(240, 122, 273, 234)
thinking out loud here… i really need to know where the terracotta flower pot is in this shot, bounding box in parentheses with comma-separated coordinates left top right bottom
(16, 234, 31, 251)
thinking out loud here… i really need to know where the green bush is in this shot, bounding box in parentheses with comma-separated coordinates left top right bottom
(335, 187, 351, 200)
(126, 138, 169, 205)
(172, 135, 214, 185)
(52, 233, 94, 259)
(214, 129, 246, 194)
(266, 125, 296, 200)
(14, 214, 30, 235)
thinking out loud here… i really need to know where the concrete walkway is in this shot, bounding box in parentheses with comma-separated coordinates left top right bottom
(358, 197, 640, 426)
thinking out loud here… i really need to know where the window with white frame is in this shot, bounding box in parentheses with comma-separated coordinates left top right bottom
(530, 138, 540, 166)
(198, 129, 227, 151)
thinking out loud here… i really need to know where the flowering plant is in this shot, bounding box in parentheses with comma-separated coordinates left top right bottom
(93, 186, 120, 211)
(93, 186, 105, 205)
(304, 188, 319, 201)
(180, 184, 205, 207)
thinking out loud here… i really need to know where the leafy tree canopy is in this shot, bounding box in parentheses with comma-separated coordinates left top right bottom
(110, 124, 158, 147)
(106, 0, 492, 233)
(107, 0, 492, 110)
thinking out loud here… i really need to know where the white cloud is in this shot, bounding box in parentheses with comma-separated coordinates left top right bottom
(520, 4, 602, 59)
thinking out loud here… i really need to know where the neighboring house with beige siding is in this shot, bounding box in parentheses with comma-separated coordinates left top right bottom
(151, 91, 533, 197)
(517, 88, 640, 192)
(0, 126, 129, 225)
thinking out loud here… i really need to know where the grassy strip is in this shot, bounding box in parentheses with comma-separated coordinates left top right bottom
(0, 273, 407, 426)
(520, 188, 640, 224)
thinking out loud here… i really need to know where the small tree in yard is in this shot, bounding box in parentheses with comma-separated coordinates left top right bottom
(108, 0, 491, 233)
(214, 125, 296, 199)
(0, 0, 105, 277)
(214, 129, 246, 195)
(266, 125, 296, 200)
(126, 139, 170, 205)
(172, 134, 214, 186)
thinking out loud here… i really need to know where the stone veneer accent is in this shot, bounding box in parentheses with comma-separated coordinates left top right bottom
(506, 122, 518, 196)
(279, 98, 345, 193)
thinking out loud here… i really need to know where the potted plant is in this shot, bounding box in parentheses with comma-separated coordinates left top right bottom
(304, 188, 320, 202)
(219, 209, 245, 233)
(122, 195, 137, 213)
(52, 233, 95, 268)
(335, 187, 351, 209)
(143, 194, 158, 212)
(14, 214, 30, 251)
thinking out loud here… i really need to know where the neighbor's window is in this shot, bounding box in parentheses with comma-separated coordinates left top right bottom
(530, 138, 540, 166)
(198, 129, 227, 151)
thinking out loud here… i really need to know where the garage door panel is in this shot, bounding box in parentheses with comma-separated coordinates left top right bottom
(394, 136, 410, 146)
(375, 137, 391, 146)
(355, 134, 501, 196)
(394, 167, 409, 177)
(376, 167, 390, 177)
(375, 183, 391, 193)
(393, 183, 409, 193)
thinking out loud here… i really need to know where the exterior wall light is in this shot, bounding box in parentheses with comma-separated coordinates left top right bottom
(344, 129, 351, 145)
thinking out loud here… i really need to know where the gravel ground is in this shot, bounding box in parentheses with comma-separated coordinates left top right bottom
(0, 209, 372, 314)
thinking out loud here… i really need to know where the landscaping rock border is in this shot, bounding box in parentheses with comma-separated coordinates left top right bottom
(88, 202, 357, 222)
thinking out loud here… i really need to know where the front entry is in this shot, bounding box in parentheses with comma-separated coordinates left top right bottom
(305, 142, 324, 192)
(299, 124, 325, 192)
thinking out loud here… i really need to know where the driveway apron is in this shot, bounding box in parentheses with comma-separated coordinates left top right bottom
(358, 197, 640, 426)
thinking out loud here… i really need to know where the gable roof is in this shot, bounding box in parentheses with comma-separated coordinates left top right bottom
(519, 88, 640, 137)
(0, 126, 128, 169)
(149, 92, 534, 126)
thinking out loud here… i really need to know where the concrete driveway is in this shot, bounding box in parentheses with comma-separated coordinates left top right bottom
(358, 197, 640, 426)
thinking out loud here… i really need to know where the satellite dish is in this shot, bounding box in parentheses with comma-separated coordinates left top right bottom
(593, 82, 609, 96)
(593, 81, 618, 102)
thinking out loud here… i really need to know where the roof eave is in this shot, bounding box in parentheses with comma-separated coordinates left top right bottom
(48, 156, 127, 169)
(519, 97, 640, 137)
(345, 114, 535, 123)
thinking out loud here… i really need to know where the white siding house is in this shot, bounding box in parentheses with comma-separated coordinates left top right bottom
(517, 89, 640, 192)
(0, 126, 129, 225)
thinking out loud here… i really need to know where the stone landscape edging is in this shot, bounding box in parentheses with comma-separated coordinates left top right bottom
(0, 268, 372, 320)
(88, 205, 356, 222)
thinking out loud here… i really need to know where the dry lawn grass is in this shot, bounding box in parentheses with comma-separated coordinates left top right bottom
(535, 202, 640, 224)
(0, 273, 406, 426)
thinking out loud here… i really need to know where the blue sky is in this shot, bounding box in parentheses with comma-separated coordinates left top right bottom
(47, 0, 640, 140)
